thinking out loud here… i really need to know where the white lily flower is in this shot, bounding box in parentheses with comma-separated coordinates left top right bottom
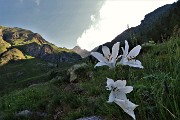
(119, 40, 144, 68)
(106, 78, 133, 103)
(91, 42, 120, 68)
(114, 99, 138, 120)
(106, 78, 137, 119)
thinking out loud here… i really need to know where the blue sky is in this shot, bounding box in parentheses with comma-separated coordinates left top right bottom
(0, 0, 176, 50)
(0, 0, 104, 48)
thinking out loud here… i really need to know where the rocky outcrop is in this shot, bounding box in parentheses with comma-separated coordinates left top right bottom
(0, 29, 3, 38)
(22, 42, 81, 63)
(0, 29, 11, 54)
(43, 52, 81, 63)
(12, 32, 20, 39)
(15, 110, 47, 117)
(72, 46, 90, 58)
(0, 48, 25, 65)
(67, 63, 88, 82)
(23, 42, 54, 57)
(67, 63, 93, 83)
(25, 33, 47, 44)
(0, 26, 81, 63)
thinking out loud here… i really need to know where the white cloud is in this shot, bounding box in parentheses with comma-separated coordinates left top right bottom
(90, 15, 96, 22)
(77, 0, 176, 51)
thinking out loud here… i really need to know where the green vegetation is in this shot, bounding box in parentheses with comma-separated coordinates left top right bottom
(1, 26, 75, 55)
(0, 26, 75, 60)
(0, 26, 79, 67)
(11, 37, 74, 54)
(0, 35, 180, 120)
(0, 58, 54, 95)
(50, 43, 75, 53)
(0, 38, 11, 54)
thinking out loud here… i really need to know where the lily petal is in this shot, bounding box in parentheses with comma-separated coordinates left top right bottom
(106, 78, 114, 90)
(114, 99, 138, 120)
(127, 45, 141, 59)
(107, 62, 115, 69)
(119, 57, 127, 65)
(124, 40, 129, 56)
(111, 42, 120, 62)
(115, 80, 126, 87)
(107, 91, 115, 103)
(95, 62, 108, 68)
(126, 59, 144, 68)
(102, 46, 111, 59)
(121, 47, 125, 55)
(91, 52, 108, 62)
(115, 91, 128, 100)
(118, 86, 133, 93)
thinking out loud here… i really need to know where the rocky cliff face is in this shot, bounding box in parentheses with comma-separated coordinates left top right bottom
(0, 28, 11, 54)
(23, 42, 81, 62)
(96, 1, 180, 52)
(0, 48, 25, 65)
(0, 26, 81, 64)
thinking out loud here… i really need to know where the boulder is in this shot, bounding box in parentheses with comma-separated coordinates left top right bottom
(67, 63, 88, 82)
(16, 110, 32, 116)
(15, 110, 47, 118)
(76, 116, 104, 120)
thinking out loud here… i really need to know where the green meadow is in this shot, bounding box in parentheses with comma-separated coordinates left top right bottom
(0, 35, 180, 120)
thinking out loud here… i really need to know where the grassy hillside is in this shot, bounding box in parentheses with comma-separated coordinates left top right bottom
(0, 35, 180, 120)
(0, 38, 11, 54)
(0, 48, 26, 65)
(0, 26, 80, 65)
(1, 26, 74, 54)
(0, 58, 54, 95)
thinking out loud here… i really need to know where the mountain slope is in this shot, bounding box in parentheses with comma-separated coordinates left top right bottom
(72, 46, 90, 58)
(0, 28, 11, 54)
(97, 1, 180, 51)
(0, 35, 179, 120)
(0, 48, 25, 65)
(0, 26, 81, 64)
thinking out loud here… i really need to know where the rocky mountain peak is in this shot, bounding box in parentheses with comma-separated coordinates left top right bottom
(72, 46, 90, 58)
